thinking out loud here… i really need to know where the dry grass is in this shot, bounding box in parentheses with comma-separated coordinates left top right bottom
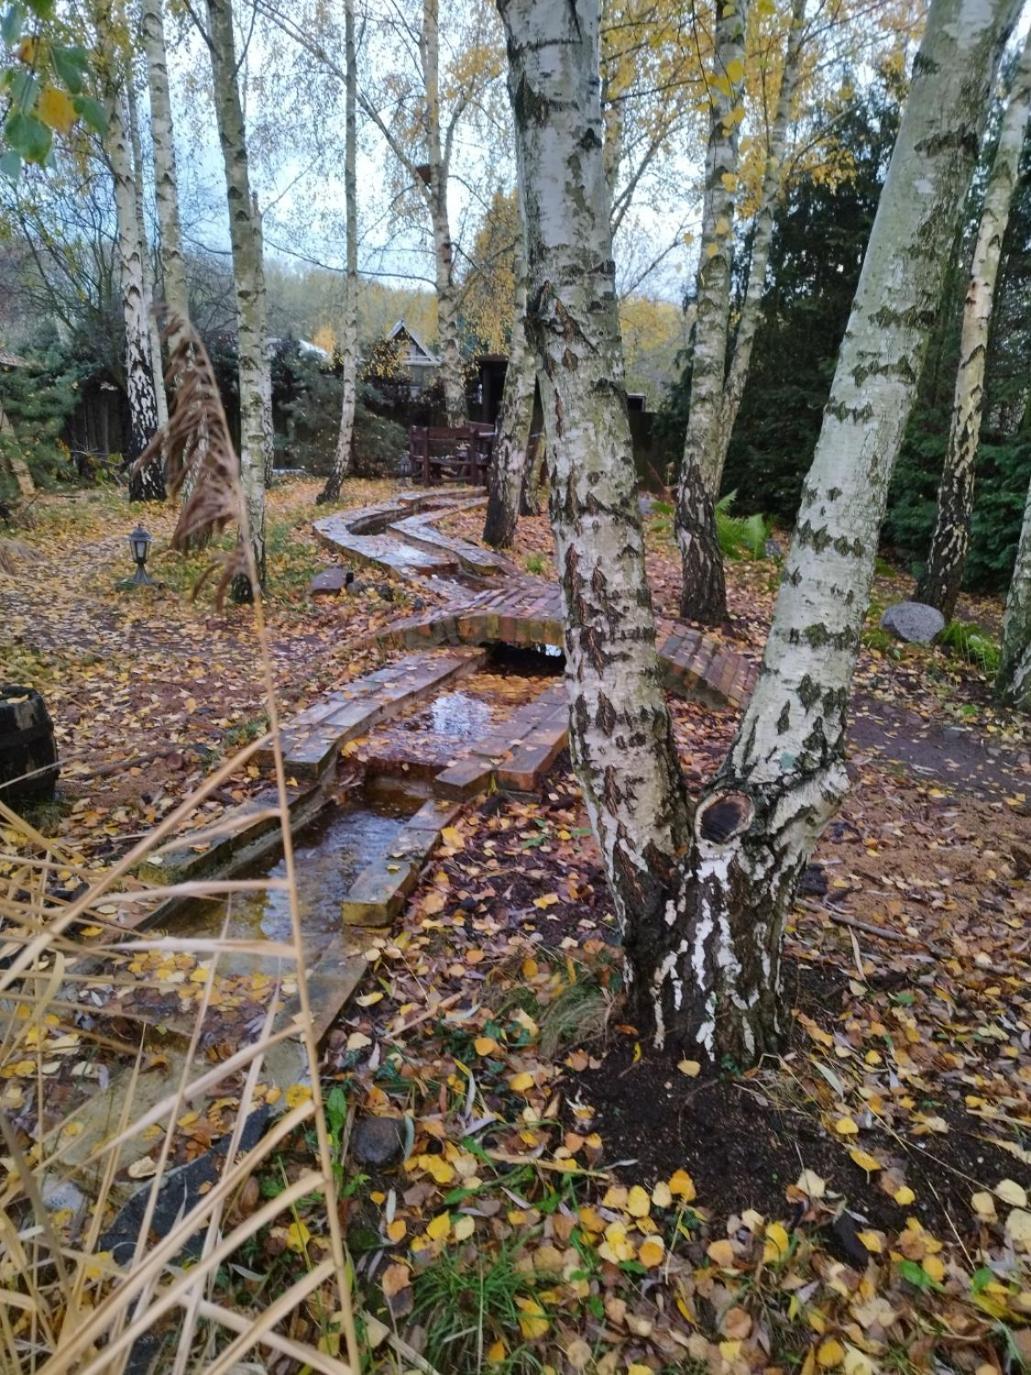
(0, 333, 361, 1373)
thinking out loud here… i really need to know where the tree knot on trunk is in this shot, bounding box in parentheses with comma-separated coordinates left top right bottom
(695, 791, 754, 847)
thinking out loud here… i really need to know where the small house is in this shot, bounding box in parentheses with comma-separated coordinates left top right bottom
(386, 320, 440, 397)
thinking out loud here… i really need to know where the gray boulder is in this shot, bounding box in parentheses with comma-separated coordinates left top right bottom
(880, 600, 945, 644)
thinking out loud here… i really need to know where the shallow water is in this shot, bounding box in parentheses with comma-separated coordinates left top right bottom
(174, 802, 407, 965)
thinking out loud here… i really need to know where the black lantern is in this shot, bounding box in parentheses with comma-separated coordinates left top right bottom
(128, 525, 154, 585)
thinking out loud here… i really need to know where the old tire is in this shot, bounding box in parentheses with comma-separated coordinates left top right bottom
(0, 685, 59, 806)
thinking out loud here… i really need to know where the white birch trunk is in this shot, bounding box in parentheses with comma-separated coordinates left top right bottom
(917, 28, 1031, 620)
(142, 0, 190, 333)
(711, 0, 807, 487)
(997, 471, 1031, 708)
(252, 193, 275, 485)
(483, 234, 535, 548)
(499, 0, 693, 988)
(319, 0, 359, 504)
(673, 0, 749, 622)
(107, 92, 163, 501)
(205, 0, 267, 594)
(501, 0, 1018, 1066)
(126, 77, 168, 431)
(421, 0, 465, 425)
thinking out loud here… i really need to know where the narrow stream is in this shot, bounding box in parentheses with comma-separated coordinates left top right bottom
(173, 797, 412, 971)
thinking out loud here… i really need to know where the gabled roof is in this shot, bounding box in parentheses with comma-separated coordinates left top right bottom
(387, 319, 440, 366)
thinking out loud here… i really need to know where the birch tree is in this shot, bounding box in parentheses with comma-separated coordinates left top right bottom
(916, 29, 1031, 620)
(673, 0, 750, 624)
(711, 0, 807, 485)
(252, 192, 275, 484)
(141, 0, 190, 338)
(482, 236, 535, 548)
(997, 472, 1031, 708)
(201, 0, 267, 594)
(500, 0, 1018, 1065)
(126, 76, 167, 430)
(318, 0, 359, 505)
(106, 90, 163, 501)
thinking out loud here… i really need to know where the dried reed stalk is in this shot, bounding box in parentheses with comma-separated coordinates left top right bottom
(0, 330, 362, 1372)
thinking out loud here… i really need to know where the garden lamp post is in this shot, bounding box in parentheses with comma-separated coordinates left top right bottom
(128, 525, 154, 585)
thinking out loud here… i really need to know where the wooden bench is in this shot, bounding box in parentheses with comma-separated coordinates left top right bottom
(408, 424, 494, 486)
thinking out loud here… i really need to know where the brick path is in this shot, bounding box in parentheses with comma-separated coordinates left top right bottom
(315, 492, 758, 711)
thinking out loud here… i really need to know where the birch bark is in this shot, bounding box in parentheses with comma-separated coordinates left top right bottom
(126, 77, 168, 431)
(483, 235, 535, 549)
(204, 0, 267, 594)
(917, 28, 1031, 620)
(673, 0, 749, 623)
(142, 0, 190, 335)
(421, 0, 465, 425)
(319, 0, 359, 505)
(107, 92, 163, 502)
(712, 0, 807, 486)
(252, 193, 275, 485)
(501, 0, 1018, 1065)
(997, 472, 1031, 708)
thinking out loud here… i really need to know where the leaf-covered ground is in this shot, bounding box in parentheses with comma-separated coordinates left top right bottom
(2, 482, 1029, 1373)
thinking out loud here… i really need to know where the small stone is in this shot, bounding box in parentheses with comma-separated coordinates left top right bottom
(309, 567, 352, 598)
(1012, 843, 1031, 879)
(880, 600, 945, 644)
(412, 596, 426, 611)
(42, 1177, 88, 1224)
(764, 537, 783, 560)
(799, 863, 828, 896)
(376, 583, 395, 602)
(352, 1115, 406, 1166)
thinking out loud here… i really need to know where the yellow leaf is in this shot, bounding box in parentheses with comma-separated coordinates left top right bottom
(285, 1083, 312, 1109)
(452, 1214, 475, 1242)
(419, 1154, 455, 1185)
(707, 1238, 735, 1267)
(440, 826, 464, 850)
(764, 1221, 790, 1263)
(817, 1338, 845, 1368)
(652, 1181, 672, 1208)
(426, 1212, 451, 1241)
(508, 1071, 535, 1094)
(996, 1179, 1028, 1208)
(487, 1339, 507, 1363)
(516, 1296, 549, 1339)
(639, 1236, 665, 1268)
(720, 172, 738, 192)
(628, 1366, 655, 1375)
(474, 1036, 499, 1056)
(37, 86, 76, 134)
(127, 1156, 158, 1179)
(894, 1185, 916, 1206)
(387, 1219, 407, 1243)
(849, 1148, 882, 1174)
(627, 1185, 651, 1218)
(922, 1255, 945, 1283)
(971, 1190, 997, 1221)
(725, 57, 746, 83)
(834, 1117, 859, 1136)
(857, 1230, 883, 1253)
(669, 1169, 697, 1202)
(286, 1220, 311, 1253)
(533, 893, 559, 909)
(677, 1059, 701, 1077)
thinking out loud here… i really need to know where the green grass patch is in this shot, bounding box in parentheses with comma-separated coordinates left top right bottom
(938, 619, 1001, 675)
